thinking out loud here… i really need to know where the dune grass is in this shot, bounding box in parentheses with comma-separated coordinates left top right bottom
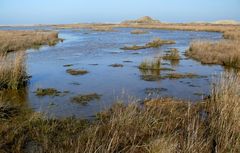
(0, 30, 62, 55)
(0, 52, 28, 90)
(0, 72, 239, 152)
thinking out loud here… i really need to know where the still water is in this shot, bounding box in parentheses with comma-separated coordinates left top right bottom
(1, 27, 223, 118)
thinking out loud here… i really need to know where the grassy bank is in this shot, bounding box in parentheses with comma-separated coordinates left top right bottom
(0, 52, 28, 89)
(0, 72, 239, 153)
(0, 30, 62, 55)
(186, 39, 240, 68)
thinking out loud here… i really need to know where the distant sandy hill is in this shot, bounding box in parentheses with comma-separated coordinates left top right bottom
(212, 20, 240, 25)
(122, 16, 161, 24)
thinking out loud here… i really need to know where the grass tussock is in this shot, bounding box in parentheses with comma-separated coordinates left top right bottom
(186, 40, 240, 68)
(162, 73, 205, 79)
(91, 26, 116, 32)
(109, 64, 124, 67)
(139, 58, 174, 77)
(66, 69, 89, 75)
(0, 72, 239, 152)
(139, 58, 174, 71)
(34, 88, 61, 97)
(131, 29, 149, 34)
(121, 38, 175, 50)
(162, 48, 181, 60)
(0, 30, 62, 55)
(0, 52, 28, 90)
(71, 93, 101, 105)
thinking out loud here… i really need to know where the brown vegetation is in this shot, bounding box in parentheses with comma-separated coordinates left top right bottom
(131, 29, 149, 34)
(34, 88, 61, 97)
(162, 48, 181, 60)
(71, 93, 101, 105)
(0, 30, 62, 55)
(186, 39, 240, 68)
(121, 38, 175, 50)
(109, 64, 124, 67)
(91, 26, 116, 32)
(0, 72, 239, 152)
(0, 52, 28, 89)
(66, 69, 89, 75)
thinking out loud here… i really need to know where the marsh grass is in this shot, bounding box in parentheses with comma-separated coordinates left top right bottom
(162, 73, 206, 79)
(66, 69, 89, 75)
(91, 26, 116, 32)
(130, 29, 149, 34)
(162, 48, 181, 60)
(109, 64, 124, 67)
(186, 28, 240, 69)
(0, 103, 19, 121)
(186, 40, 240, 68)
(121, 38, 175, 50)
(139, 58, 175, 71)
(71, 93, 101, 105)
(139, 58, 175, 77)
(0, 30, 62, 55)
(0, 52, 28, 90)
(0, 72, 239, 152)
(34, 88, 61, 97)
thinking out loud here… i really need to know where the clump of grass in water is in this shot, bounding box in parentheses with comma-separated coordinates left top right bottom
(34, 88, 61, 96)
(162, 73, 206, 79)
(139, 58, 174, 71)
(121, 38, 175, 50)
(162, 48, 181, 60)
(71, 93, 101, 105)
(140, 72, 205, 81)
(131, 29, 149, 34)
(63, 64, 73, 67)
(145, 38, 175, 48)
(66, 69, 89, 75)
(0, 52, 29, 90)
(109, 64, 124, 67)
(139, 58, 175, 81)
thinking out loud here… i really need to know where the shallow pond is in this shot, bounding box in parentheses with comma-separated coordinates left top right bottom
(1, 27, 223, 118)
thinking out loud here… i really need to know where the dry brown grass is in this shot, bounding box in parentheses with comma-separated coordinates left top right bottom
(0, 72, 239, 153)
(0, 30, 62, 55)
(131, 29, 149, 34)
(186, 39, 240, 68)
(0, 52, 28, 89)
(121, 38, 175, 50)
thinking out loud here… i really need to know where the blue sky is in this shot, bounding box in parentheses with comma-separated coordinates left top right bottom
(0, 0, 239, 25)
